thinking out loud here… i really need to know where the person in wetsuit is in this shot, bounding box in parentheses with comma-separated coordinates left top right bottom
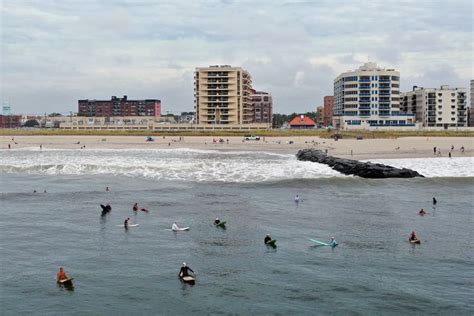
(214, 218, 221, 225)
(124, 217, 130, 228)
(409, 231, 418, 241)
(133, 203, 138, 211)
(419, 209, 426, 216)
(100, 204, 112, 216)
(179, 262, 194, 278)
(264, 234, 272, 244)
(432, 197, 437, 205)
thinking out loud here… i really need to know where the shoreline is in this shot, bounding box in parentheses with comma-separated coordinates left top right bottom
(1, 135, 473, 159)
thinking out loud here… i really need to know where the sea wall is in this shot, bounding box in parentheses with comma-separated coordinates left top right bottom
(296, 149, 424, 178)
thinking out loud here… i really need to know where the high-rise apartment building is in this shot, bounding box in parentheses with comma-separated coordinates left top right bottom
(194, 65, 253, 125)
(333, 62, 414, 128)
(78, 95, 161, 117)
(323, 96, 334, 127)
(401, 86, 467, 127)
(251, 90, 272, 125)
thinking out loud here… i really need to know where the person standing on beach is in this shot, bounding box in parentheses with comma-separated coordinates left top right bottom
(449, 152, 452, 158)
(40, 144, 42, 151)
(433, 147, 437, 154)
(8, 144, 10, 149)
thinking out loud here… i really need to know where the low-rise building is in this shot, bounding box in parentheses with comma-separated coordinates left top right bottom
(78, 95, 161, 117)
(289, 115, 316, 129)
(0, 115, 22, 128)
(401, 85, 467, 128)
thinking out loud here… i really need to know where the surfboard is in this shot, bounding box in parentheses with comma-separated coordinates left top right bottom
(59, 278, 74, 284)
(172, 227, 190, 231)
(266, 239, 277, 247)
(181, 276, 195, 285)
(309, 239, 329, 246)
(117, 224, 139, 227)
(215, 221, 226, 228)
(410, 239, 421, 244)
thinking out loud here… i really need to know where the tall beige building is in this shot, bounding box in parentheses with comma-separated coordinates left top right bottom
(194, 65, 253, 125)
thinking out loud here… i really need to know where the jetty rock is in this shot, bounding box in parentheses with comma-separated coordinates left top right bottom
(296, 149, 424, 178)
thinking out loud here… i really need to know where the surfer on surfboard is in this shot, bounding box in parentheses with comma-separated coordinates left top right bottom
(264, 234, 272, 244)
(133, 202, 149, 213)
(214, 218, 221, 225)
(56, 267, 69, 283)
(409, 231, 420, 242)
(179, 262, 194, 278)
(294, 195, 300, 203)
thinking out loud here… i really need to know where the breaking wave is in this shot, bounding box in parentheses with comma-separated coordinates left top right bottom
(0, 149, 472, 182)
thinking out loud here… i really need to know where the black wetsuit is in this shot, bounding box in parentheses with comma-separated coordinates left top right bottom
(100, 204, 112, 215)
(433, 198, 437, 205)
(264, 236, 272, 244)
(214, 220, 221, 225)
(179, 266, 194, 277)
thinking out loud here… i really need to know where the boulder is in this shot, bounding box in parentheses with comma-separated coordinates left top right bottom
(296, 149, 424, 178)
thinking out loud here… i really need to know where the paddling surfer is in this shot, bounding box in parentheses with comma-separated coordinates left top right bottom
(409, 231, 418, 242)
(179, 262, 194, 278)
(264, 234, 272, 244)
(56, 267, 69, 283)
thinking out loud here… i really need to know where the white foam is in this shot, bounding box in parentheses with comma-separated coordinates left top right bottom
(1, 149, 472, 182)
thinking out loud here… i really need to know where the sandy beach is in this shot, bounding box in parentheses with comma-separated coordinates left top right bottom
(1, 135, 473, 159)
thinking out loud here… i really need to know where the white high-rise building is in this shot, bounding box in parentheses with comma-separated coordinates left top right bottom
(333, 62, 415, 129)
(401, 85, 467, 127)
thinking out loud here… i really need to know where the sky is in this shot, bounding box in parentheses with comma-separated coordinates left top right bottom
(1, 0, 473, 115)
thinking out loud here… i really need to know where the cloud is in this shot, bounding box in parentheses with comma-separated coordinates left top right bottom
(1, 0, 472, 114)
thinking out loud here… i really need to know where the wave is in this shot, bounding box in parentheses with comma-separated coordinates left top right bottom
(0, 149, 472, 182)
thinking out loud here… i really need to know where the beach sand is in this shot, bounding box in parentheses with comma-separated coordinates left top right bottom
(1, 135, 473, 159)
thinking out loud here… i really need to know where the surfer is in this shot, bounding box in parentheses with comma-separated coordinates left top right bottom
(214, 218, 221, 225)
(106, 187, 110, 191)
(409, 231, 418, 242)
(172, 222, 179, 231)
(100, 204, 112, 215)
(124, 217, 130, 228)
(264, 234, 272, 244)
(419, 209, 426, 216)
(432, 197, 437, 205)
(133, 203, 138, 211)
(294, 195, 300, 203)
(329, 237, 338, 247)
(56, 267, 69, 283)
(179, 262, 194, 278)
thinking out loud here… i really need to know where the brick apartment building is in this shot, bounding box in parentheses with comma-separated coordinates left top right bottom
(251, 90, 273, 125)
(323, 95, 334, 127)
(0, 115, 22, 128)
(78, 95, 161, 117)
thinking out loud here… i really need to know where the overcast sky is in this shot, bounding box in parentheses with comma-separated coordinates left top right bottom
(1, 0, 472, 115)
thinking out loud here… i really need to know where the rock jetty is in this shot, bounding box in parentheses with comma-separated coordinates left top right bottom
(296, 149, 424, 178)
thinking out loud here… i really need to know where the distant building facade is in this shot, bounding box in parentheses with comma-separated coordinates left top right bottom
(78, 95, 161, 117)
(470, 80, 474, 126)
(251, 90, 273, 124)
(323, 96, 334, 127)
(316, 106, 324, 126)
(0, 115, 22, 128)
(289, 115, 316, 129)
(333, 62, 414, 129)
(401, 85, 467, 127)
(194, 65, 253, 125)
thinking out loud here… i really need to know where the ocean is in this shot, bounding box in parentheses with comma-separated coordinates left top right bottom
(1, 148, 473, 315)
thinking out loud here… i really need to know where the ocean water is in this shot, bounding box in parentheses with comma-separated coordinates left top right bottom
(0, 149, 473, 315)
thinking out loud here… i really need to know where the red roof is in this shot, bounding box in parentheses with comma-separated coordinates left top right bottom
(289, 115, 316, 126)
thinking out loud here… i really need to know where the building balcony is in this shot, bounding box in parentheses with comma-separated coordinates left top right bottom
(359, 106, 371, 110)
(359, 111, 371, 116)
